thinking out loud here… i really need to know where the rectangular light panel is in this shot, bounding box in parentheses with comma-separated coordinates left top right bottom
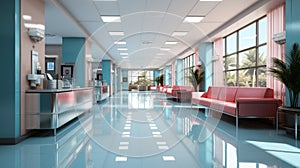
(101, 16, 121, 22)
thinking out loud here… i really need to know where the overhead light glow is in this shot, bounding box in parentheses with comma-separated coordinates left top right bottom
(165, 41, 178, 45)
(172, 31, 188, 36)
(24, 23, 45, 30)
(117, 48, 128, 51)
(183, 16, 204, 23)
(157, 53, 165, 56)
(120, 53, 128, 55)
(109, 31, 124, 36)
(160, 48, 170, 51)
(114, 41, 126, 45)
(23, 15, 32, 21)
(122, 56, 129, 59)
(101, 16, 121, 22)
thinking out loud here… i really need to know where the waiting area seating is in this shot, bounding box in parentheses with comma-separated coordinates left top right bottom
(156, 85, 194, 102)
(191, 86, 282, 127)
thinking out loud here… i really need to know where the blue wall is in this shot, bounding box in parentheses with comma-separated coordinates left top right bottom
(176, 59, 183, 85)
(286, 0, 300, 107)
(199, 43, 213, 91)
(102, 60, 111, 85)
(154, 70, 160, 86)
(117, 67, 121, 92)
(0, 0, 20, 139)
(62, 37, 85, 87)
(164, 66, 171, 86)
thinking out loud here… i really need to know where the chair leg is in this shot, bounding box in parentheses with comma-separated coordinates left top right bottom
(236, 109, 239, 139)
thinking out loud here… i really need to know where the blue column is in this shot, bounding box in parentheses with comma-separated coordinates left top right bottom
(121, 70, 128, 90)
(176, 59, 183, 85)
(62, 37, 85, 87)
(199, 42, 213, 91)
(0, 0, 21, 140)
(154, 70, 160, 86)
(102, 60, 111, 85)
(117, 67, 121, 92)
(286, 0, 300, 107)
(164, 66, 171, 86)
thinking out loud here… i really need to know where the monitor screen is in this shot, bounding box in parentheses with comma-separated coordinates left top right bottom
(47, 62, 55, 71)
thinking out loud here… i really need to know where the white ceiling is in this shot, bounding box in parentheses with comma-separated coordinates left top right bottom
(44, 0, 285, 69)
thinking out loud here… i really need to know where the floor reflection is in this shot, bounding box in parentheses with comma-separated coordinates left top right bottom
(0, 91, 299, 168)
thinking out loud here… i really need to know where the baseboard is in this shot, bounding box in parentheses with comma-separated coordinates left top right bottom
(0, 133, 31, 145)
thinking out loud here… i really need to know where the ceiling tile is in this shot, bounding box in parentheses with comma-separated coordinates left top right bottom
(59, 0, 100, 21)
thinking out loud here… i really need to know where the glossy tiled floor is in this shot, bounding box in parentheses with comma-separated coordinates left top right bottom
(1, 91, 300, 168)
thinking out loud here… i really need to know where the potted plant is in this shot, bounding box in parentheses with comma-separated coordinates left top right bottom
(187, 66, 205, 92)
(155, 74, 164, 86)
(269, 42, 300, 128)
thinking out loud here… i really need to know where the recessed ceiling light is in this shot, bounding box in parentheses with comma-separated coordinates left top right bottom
(157, 53, 165, 56)
(172, 31, 188, 36)
(183, 16, 204, 23)
(162, 156, 176, 161)
(120, 53, 128, 55)
(115, 156, 127, 162)
(114, 41, 126, 45)
(160, 48, 170, 51)
(118, 48, 128, 51)
(101, 16, 121, 22)
(165, 41, 178, 45)
(22, 15, 32, 21)
(109, 31, 124, 36)
(24, 23, 45, 30)
(122, 56, 129, 59)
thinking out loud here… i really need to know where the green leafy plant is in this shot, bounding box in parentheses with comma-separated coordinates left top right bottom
(187, 67, 205, 92)
(269, 43, 300, 108)
(155, 74, 164, 86)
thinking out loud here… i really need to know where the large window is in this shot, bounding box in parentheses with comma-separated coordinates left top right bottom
(128, 70, 154, 85)
(223, 16, 267, 87)
(183, 54, 195, 85)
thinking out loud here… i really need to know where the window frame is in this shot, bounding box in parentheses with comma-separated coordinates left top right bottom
(223, 16, 267, 87)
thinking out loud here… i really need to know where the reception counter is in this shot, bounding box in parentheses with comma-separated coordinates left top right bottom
(25, 87, 93, 134)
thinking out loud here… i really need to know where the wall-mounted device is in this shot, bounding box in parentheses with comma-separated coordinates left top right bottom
(272, 31, 286, 45)
(27, 74, 44, 87)
(27, 50, 44, 88)
(28, 28, 45, 42)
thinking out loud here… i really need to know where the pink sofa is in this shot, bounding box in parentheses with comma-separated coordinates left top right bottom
(191, 86, 282, 127)
(165, 85, 194, 102)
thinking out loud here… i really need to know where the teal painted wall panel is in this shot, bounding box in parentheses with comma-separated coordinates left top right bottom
(199, 43, 213, 91)
(154, 70, 160, 86)
(117, 67, 121, 92)
(62, 37, 85, 87)
(164, 66, 171, 86)
(0, 0, 20, 138)
(286, 0, 300, 107)
(102, 60, 111, 85)
(176, 59, 183, 85)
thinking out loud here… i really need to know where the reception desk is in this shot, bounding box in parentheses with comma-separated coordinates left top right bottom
(94, 85, 109, 102)
(25, 87, 93, 134)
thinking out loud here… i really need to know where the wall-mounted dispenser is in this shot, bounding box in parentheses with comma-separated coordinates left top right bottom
(27, 74, 44, 87)
(27, 50, 44, 88)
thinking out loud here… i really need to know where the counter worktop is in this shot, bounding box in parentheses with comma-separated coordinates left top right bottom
(26, 87, 93, 93)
